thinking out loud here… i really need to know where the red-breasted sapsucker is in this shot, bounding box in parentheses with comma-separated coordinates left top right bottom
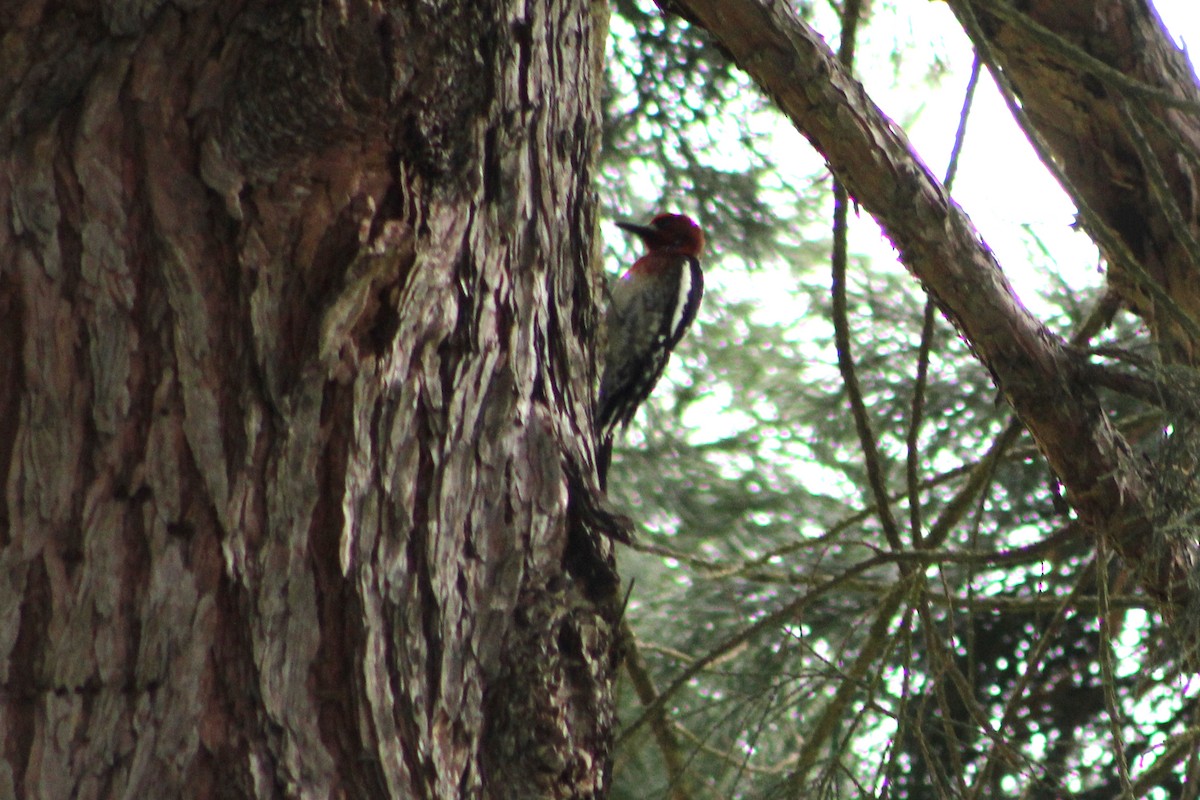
(596, 213, 705, 484)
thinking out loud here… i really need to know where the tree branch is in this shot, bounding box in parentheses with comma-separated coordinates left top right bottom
(673, 0, 1186, 602)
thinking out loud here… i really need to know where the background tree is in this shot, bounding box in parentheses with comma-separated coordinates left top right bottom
(602, 0, 1200, 798)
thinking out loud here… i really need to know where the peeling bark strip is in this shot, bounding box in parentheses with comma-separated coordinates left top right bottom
(1, 1, 617, 798)
(672, 0, 1195, 600)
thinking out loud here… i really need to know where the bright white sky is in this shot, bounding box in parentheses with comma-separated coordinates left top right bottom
(843, 0, 1200, 320)
(1158, 0, 1200, 47)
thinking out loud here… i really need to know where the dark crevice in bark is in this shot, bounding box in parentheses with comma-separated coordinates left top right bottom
(2, 558, 49, 798)
(310, 381, 392, 798)
(210, 572, 273, 796)
(0, 271, 24, 544)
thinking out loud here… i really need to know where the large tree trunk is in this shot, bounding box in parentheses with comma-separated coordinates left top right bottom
(1, 2, 620, 798)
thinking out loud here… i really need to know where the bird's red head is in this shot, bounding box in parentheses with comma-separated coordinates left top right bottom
(616, 213, 705, 258)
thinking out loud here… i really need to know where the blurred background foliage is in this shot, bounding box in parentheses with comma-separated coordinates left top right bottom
(597, 1, 1199, 798)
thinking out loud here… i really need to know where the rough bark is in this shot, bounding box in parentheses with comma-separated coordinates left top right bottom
(672, 0, 1198, 604)
(1, 1, 619, 798)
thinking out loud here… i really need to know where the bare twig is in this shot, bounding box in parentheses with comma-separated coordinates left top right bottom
(622, 621, 694, 799)
(908, 57, 983, 547)
(829, 0, 904, 553)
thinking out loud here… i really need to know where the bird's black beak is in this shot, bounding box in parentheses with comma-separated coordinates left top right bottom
(615, 221, 658, 238)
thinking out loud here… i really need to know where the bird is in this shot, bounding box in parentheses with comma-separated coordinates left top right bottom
(596, 213, 705, 487)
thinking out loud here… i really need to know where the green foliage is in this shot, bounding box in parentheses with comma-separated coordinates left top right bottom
(598, 2, 1200, 799)
(601, 0, 815, 269)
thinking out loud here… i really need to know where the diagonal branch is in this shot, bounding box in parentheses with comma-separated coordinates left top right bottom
(670, 0, 1186, 603)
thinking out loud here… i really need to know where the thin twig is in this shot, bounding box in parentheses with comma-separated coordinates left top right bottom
(622, 621, 694, 799)
(617, 552, 897, 744)
(917, 597, 972, 798)
(908, 57, 983, 547)
(785, 579, 912, 792)
(924, 417, 1023, 549)
(1096, 532, 1135, 797)
(967, 555, 1098, 797)
(829, 0, 903, 554)
(1130, 724, 1200, 796)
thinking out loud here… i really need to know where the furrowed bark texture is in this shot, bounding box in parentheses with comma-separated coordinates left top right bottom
(1, 1, 618, 798)
(675, 0, 1197, 602)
